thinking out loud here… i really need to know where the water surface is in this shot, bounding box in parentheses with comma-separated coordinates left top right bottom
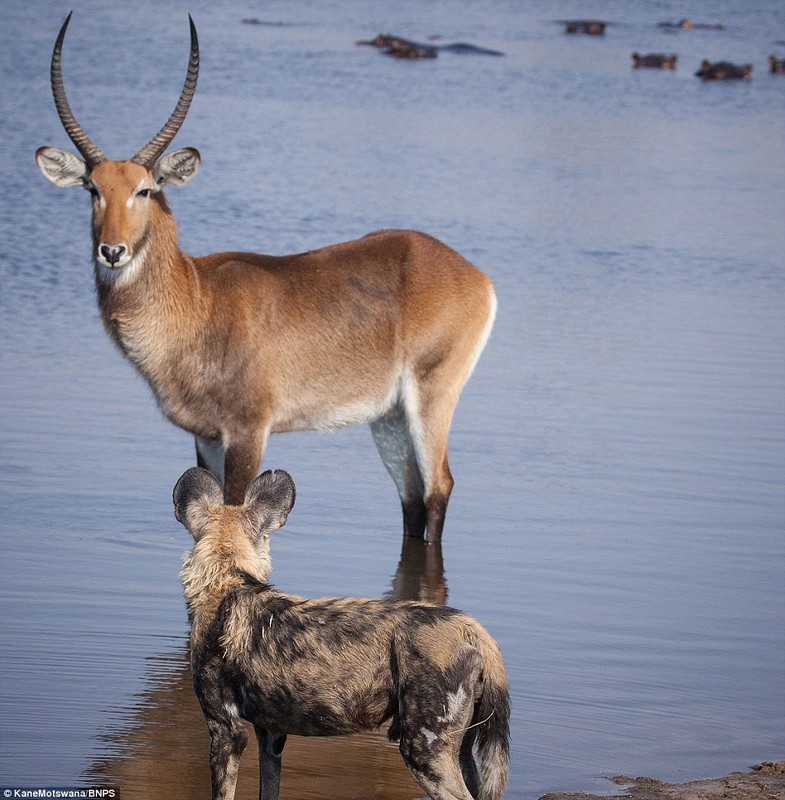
(1, 1, 783, 797)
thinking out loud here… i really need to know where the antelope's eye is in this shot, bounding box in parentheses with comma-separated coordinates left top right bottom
(137, 188, 151, 199)
(87, 184, 100, 198)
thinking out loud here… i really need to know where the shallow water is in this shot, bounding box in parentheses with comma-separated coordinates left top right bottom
(1, 1, 784, 798)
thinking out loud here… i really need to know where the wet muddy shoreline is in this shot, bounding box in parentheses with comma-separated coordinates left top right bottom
(540, 760, 785, 800)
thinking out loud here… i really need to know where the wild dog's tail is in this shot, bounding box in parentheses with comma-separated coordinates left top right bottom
(474, 630, 510, 800)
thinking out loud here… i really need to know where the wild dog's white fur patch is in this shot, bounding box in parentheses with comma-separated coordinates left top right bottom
(421, 728, 438, 747)
(438, 684, 469, 724)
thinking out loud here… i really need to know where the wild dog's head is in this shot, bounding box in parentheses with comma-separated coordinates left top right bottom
(173, 468, 296, 581)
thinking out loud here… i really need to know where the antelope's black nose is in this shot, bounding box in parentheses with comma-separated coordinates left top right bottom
(100, 243, 127, 266)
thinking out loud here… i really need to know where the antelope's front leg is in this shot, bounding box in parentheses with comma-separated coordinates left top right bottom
(256, 726, 287, 800)
(208, 719, 248, 800)
(223, 427, 268, 505)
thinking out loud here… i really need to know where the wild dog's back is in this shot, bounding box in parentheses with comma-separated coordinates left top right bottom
(201, 572, 499, 740)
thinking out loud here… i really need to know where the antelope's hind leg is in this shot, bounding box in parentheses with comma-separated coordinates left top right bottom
(370, 389, 456, 543)
(401, 278, 497, 543)
(402, 377, 458, 545)
(370, 403, 428, 539)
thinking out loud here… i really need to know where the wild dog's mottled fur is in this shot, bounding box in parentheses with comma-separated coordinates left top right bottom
(174, 467, 510, 800)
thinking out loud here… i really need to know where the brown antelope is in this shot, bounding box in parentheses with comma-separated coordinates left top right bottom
(36, 14, 496, 542)
(174, 467, 510, 800)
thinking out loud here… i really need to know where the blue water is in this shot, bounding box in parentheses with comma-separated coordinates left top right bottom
(1, 1, 783, 798)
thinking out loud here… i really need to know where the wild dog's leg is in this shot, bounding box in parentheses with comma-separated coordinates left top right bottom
(401, 739, 474, 800)
(222, 426, 269, 505)
(196, 436, 225, 484)
(370, 402, 427, 538)
(459, 727, 480, 799)
(397, 648, 482, 800)
(206, 718, 248, 800)
(255, 726, 287, 800)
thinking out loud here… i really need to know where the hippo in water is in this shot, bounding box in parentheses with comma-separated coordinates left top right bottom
(769, 55, 785, 74)
(356, 34, 437, 58)
(439, 42, 504, 56)
(560, 20, 607, 35)
(695, 60, 752, 80)
(356, 33, 503, 59)
(632, 52, 678, 69)
(659, 19, 726, 30)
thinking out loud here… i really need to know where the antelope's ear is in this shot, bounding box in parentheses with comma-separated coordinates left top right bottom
(36, 147, 88, 187)
(173, 467, 223, 539)
(244, 470, 296, 540)
(153, 147, 200, 187)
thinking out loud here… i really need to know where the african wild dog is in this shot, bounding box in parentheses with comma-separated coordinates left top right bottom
(174, 467, 510, 800)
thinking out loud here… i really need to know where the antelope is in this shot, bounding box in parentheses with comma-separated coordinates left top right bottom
(35, 14, 497, 542)
(173, 467, 510, 800)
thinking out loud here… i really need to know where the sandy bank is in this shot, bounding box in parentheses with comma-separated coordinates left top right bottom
(540, 760, 785, 800)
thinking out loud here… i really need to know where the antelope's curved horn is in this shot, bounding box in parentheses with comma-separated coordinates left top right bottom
(50, 11, 106, 167)
(132, 16, 199, 168)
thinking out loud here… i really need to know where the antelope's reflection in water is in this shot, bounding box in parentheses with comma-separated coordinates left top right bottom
(85, 539, 447, 798)
(385, 536, 447, 605)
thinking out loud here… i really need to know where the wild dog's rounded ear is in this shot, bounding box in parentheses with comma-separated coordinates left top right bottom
(244, 469, 296, 538)
(173, 467, 223, 538)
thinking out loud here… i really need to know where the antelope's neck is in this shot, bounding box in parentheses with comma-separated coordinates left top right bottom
(95, 201, 205, 374)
